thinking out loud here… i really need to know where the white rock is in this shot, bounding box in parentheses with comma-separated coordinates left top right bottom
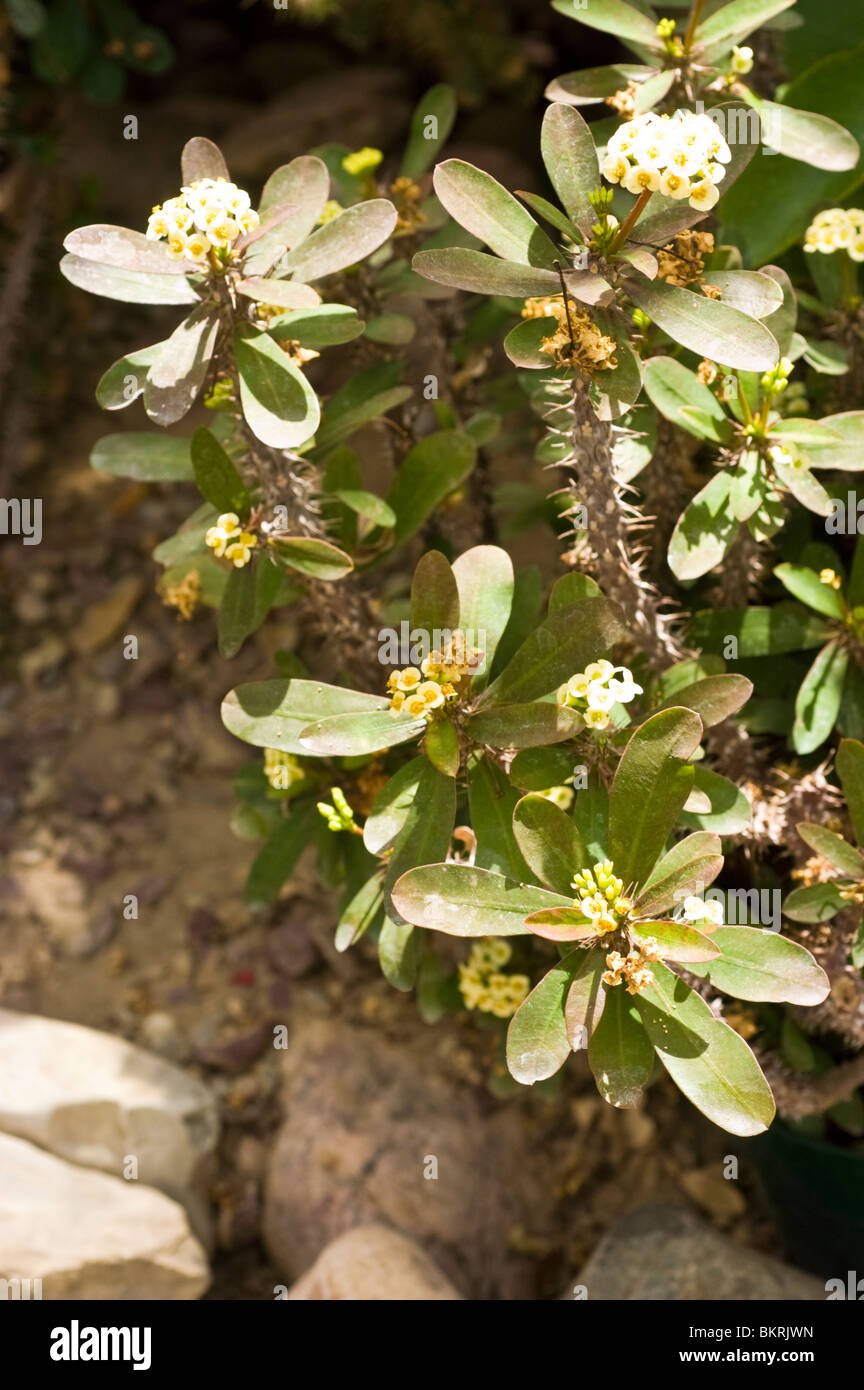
(0, 1009, 218, 1223)
(287, 1225, 463, 1301)
(0, 1132, 209, 1300)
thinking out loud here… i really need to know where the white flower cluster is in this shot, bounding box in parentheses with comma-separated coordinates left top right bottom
(557, 659, 642, 732)
(602, 110, 732, 211)
(146, 177, 259, 263)
(804, 208, 864, 262)
(681, 895, 724, 925)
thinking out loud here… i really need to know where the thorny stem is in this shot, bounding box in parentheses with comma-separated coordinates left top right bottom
(553, 374, 686, 665)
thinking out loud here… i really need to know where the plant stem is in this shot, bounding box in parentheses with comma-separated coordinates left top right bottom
(609, 189, 653, 257)
(683, 0, 705, 51)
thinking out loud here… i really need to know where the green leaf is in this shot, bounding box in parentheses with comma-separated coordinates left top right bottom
(236, 277, 320, 310)
(59, 253, 198, 305)
(95, 343, 163, 410)
(143, 304, 218, 426)
(181, 136, 229, 185)
(245, 804, 317, 908)
(222, 678, 389, 754)
(380, 761, 456, 991)
(552, 0, 663, 49)
(522, 908, 596, 942)
(793, 641, 848, 754)
(268, 304, 364, 349)
(401, 84, 457, 179)
(545, 63, 655, 107)
(798, 412, 864, 471)
(64, 223, 188, 276)
(333, 489, 396, 528)
(774, 562, 846, 619)
(837, 737, 864, 846)
(412, 247, 562, 298)
(540, 103, 599, 237)
(668, 472, 738, 582)
(628, 279, 779, 372)
(386, 430, 477, 548)
(509, 747, 575, 790)
(743, 91, 859, 172)
(277, 198, 397, 281)
(390, 864, 572, 936)
(760, 265, 797, 356)
(608, 708, 703, 888)
(686, 926, 829, 1005)
(433, 160, 559, 267)
(258, 155, 330, 248)
(410, 550, 460, 640)
(643, 356, 731, 442)
(717, 46, 864, 264)
(425, 718, 460, 777)
(654, 674, 752, 727)
(363, 758, 425, 855)
(451, 545, 514, 686)
(234, 326, 320, 449)
(564, 948, 607, 1048)
(588, 986, 655, 1109)
(465, 702, 584, 749)
(695, 0, 796, 47)
(335, 872, 383, 951)
(191, 427, 250, 514)
(467, 757, 527, 878)
(218, 554, 283, 659)
(90, 432, 193, 482)
(690, 603, 833, 656)
(703, 270, 784, 319)
(503, 316, 557, 369)
(783, 882, 846, 924)
(271, 536, 353, 580)
(512, 793, 586, 894)
(636, 831, 724, 916)
(480, 596, 626, 706)
(632, 919, 720, 963)
(680, 766, 752, 835)
(796, 822, 864, 878)
(506, 953, 582, 1084)
(572, 770, 610, 863)
(635, 963, 775, 1135)
(300, 709, 426, 757)
(770, 447, 832, 516)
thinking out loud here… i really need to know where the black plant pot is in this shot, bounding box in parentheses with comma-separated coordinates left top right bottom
(746, 1122, 864, 1282)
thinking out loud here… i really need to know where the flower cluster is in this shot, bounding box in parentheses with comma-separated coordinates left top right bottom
(571, 861, 634, 932)
(205, 513, 258, 567)
(680, 895, 724, 926)
(602, 939, 661, 994)
(458, 938, 530, 1018)
(557, 659, 642, 732)
(387, 631, 481, 718)
(602, 110, 732, 211)
(820, 568, 842, 591)
(264, 749, 306, 791)
(730, 45, 754, 76)
(522, 297, 617, 373)
(161, 568, 200, 620)
(656, 229, 715, 288)
(146, 178, 259, 263)
(804, 208, 864, 261)
(387, 667, 454, 719)
(761, 356, 794, 397)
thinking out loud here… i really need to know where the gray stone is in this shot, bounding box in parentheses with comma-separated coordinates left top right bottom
(574, 1204, 824, 1301)
(0, 1132, 209, 1300)
(0, 1008, 218, 1230)
(287, 1225, 463, 1301)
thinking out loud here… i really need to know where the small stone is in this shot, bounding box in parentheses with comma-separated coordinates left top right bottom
(0, 1132, 209, 1300)
(267, 920, 318, 979)
(574, 1204, 823, 1300)
(286, 1225, 463, 1301)
(679, 1163, 747, 1226)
